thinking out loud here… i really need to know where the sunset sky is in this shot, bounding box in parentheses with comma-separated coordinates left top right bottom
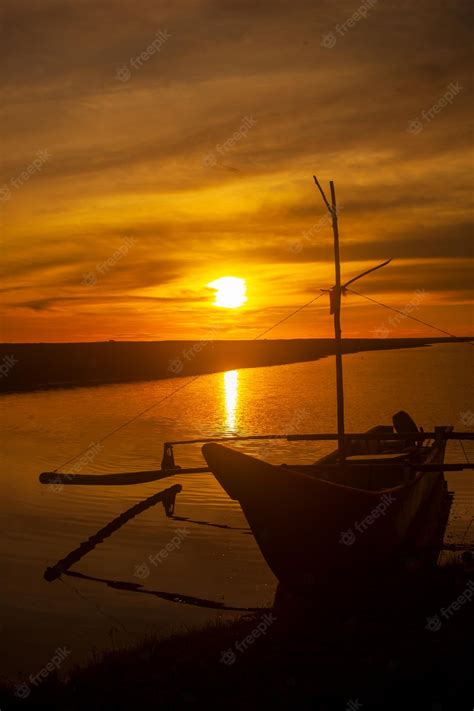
(1, 0, 472, 342)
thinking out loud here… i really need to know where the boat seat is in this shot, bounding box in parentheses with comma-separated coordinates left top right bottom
(352, 425, 393, 455)
(342, 453, 412, 489)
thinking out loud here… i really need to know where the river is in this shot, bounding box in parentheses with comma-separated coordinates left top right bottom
(0, 343, 472, 678)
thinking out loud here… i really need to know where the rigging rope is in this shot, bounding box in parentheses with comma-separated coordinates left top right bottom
(255, 291, 325, 339)
(54, 375, 201, 471)
(346, 287, 473, 343)
(461, 518, 474, 545)
(460, 439, 471, 464)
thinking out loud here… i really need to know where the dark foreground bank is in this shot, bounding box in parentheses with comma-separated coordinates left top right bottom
(1, 562, 472, 709)
(0, 337, 470, 393)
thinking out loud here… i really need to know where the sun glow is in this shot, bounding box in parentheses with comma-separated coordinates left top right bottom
(207, 276, 247, 308)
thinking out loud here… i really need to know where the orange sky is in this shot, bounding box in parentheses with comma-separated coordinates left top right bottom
(1, 0, 473, 342)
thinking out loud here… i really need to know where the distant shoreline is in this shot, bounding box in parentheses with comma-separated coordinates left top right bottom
(0, 337, 471, 395)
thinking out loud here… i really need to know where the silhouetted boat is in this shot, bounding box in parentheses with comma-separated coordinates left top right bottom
(202, 415, 454, 592)
(200, 177, 469, 593)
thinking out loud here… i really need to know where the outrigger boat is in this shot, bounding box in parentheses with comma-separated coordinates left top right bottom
(202, 418, 454, 593)
(199, 178, 472, 593)
(40, 177, 473, 598)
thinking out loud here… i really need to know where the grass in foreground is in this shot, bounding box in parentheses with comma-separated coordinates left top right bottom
(1, 561, 473, 710)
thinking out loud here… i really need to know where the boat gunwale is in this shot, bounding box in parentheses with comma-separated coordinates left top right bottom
(202, 433, 449, 501)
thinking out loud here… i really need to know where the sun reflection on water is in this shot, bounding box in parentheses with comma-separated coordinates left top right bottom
(224, 370, 239, 431)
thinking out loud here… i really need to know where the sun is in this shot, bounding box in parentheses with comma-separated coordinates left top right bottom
(207, 276, 247, 308)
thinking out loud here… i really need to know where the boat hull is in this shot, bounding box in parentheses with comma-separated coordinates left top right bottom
(203, 435, 450, 592)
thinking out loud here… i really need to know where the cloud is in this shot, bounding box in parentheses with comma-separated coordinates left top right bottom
(1, 0, 472, 340)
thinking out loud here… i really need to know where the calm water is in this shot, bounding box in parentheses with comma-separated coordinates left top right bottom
(0, 343, 473, 678)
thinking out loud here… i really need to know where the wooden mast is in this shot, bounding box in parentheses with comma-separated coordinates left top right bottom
(314, 176, 393, 462)
(313, 176, 346, 460)
(329, 181, 346, 460)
